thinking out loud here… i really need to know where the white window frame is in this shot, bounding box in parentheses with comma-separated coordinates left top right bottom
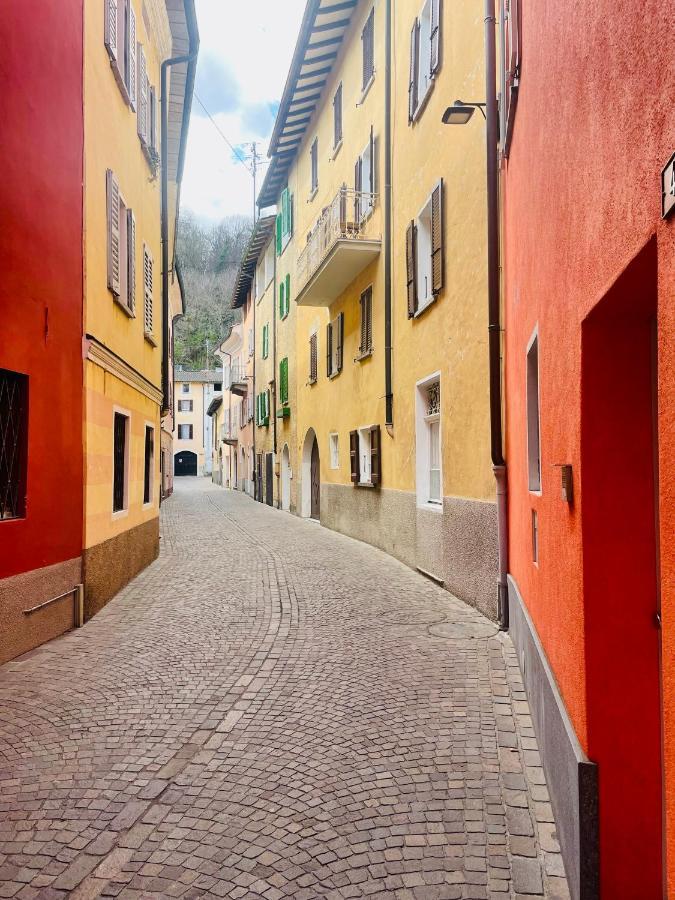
(310, 138, 319, 197)
(526, 327, 542, 493)
(415, 194, 434, 313)
(357, 138, 374, 222)
(181, 383, 190, 394)
(415, 372, 443, 511)
(329, 432, 340, 470)
(358, 426, 373, 485)
(178, 423, 193, 441)
(112, 406, 131, 519)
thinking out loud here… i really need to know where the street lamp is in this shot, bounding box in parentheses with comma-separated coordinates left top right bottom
(442, 100, 486, 125)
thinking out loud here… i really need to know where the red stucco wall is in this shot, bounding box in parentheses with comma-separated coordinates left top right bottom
(0, 1, 84, 579)
(502, 0, 675, 892)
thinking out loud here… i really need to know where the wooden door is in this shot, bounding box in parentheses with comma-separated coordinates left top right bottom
(310, 438, 320, 520)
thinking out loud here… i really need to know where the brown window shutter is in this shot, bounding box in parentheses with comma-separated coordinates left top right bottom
(143, 244, 153, 334)
(366, 288, 373, 351)
(349, 430, 359, 483)
(127, 208, 136, 312)
(337, 312, 344, 372)
(106, 169, 121, 296)
(128, 5, 137, 109)
(370, 424, 381, 485)
(431, 179, 444, 294)
(360, 292, 367, 354)
(137, 45, 148, 143)
(406, 220, 417, 317)
(408, 19, 420, 121)
(310, 333, 317, 382)
(326, 322, 333, 377)
(430, 0, 441, 75)
(105, 0, 118, 61)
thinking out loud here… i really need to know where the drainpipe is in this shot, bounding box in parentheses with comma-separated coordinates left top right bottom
(161, 4, 199, 415)
(383, 0, 393, 428)
(252, 290, 257, 500)
(485, 0, 508, 629)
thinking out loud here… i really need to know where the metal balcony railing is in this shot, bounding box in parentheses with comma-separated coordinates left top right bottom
(224, 365, 250, 395)
(296, 186, 379, 298)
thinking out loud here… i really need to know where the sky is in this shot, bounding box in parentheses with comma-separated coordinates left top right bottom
(180, 0, 306, 222)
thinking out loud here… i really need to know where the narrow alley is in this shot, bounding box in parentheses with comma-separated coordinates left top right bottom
(0, 481, 567, 899)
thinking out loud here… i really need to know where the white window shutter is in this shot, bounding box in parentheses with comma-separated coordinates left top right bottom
(104, 0, 118, 61)
(143, 244, 153, 334)
(128, 4, 137, 109)
(106, 169, 121, 296)
(137, 45, 148, 143)
(127, 209, 136, 312)
(430, 0, 441, 75)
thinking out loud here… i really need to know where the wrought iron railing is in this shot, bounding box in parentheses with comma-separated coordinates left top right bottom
(297, 186, 378, 296)
(224, 365, 249, 391)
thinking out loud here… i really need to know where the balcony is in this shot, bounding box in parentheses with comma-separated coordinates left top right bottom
(296, 187, 381, 307)
(224, 365, 250, 397)
(220, 417, 237, 445)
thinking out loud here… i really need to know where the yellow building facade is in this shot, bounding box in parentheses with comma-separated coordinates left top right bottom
(82, 0, 197, 616)
(257, 0, 497, 616)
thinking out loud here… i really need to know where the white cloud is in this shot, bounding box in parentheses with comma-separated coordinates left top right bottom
(181, 0, 306, 220)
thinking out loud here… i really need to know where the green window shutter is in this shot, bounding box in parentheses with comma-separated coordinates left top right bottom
(288, 194, 293, 237)
(281, 188, 289, 235)
(285, 273, 291, 316)
(280, 357, 289, 405)
(279, 281, 285, 318)
(276, 213, 282, 255)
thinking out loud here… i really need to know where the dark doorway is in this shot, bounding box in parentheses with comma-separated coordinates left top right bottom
(581, 238, 662, 896)
(256, 453, 263, 502)
(265, 453, 274, 507)
(174, 451, 197, 476)
(310, 437, 320, 520)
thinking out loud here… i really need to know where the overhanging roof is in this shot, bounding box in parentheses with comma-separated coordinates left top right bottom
(231, 216, 276, 308)
(257, 0, 357, 208)
(165, 0, 199, 185)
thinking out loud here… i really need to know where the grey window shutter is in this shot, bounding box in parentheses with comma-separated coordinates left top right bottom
(406, 221, 417, 317)
(354, 156, 362, 221)
(127, 208, 136, 312)
(326, 323, 333, 377)
(408, 20, 420, 122)
(137, 45, 148, 143)
(431, 179, 443, 294)
(360, 293, 367, 354)
(106, 169, 121, 296)
(430, 0, 441, 75)
(370, 424, 381, 485)
(366, 288, 372, 351)
(337, 312, 344, 372)
(105, 0, 118, 61)
(369, 126, 375, 195)
(349, 430, 359, 483)
(128, 5, 137, 109)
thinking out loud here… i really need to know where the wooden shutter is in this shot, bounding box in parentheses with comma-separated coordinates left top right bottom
(106, 169, 121, 295)
(430, 0, 441, 75)
(406, 221, 417, 317)
(279, 281, 285, 318)
(349, 430, 360, 483)
(326, 322, 333, 377)
(285, 273, 291, 315)
(360, 292, 367, 354)
(275, 214, 282, 256)
(368, 126, 375, 195)
(365, 287, 372, 351)
(431, 179, 444, 294)
(408, 19, 420, 121)
(137, 45, 148, 143)
(337, 312, 344, 372)
(354, 156, 362, 222)
(128, 4, 137, 109)
(362, 8, 374, 90)
(143, 244, 153, 334)
(105, 0, 118, 60)
(127, 208, 136, 312)
(334, 83, 342, 147)
(149, 85, 157, 149)
(370, 424, 381, 485)
(310, 333, 317, 382)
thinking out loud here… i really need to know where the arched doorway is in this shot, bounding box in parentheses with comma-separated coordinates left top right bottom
(174, 450, 197, 476)
(281, 444, 291, 512)
(233, 447, 238, 490)
(301, 428, 320, 519)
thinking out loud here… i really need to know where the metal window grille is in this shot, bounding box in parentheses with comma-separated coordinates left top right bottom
(143, 426, 153, 504)
(113, 412, 127, 512)
(309, 333, 318, 383)
(0, 369, 28, 520)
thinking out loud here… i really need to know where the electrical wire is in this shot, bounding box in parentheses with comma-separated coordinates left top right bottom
(193, 91, 253, 172)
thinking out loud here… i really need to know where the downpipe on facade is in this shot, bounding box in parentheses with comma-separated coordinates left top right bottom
(384, 0, 393, 428)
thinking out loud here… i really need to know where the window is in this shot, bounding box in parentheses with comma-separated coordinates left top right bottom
(408, 0, 441, 121)
(362, 8, 375, 91)
(0, 369, 28, 521)
(333, 83, 343, 149)
(262, 323, 269, 359)
(106, 170, 135, 315)
(309, 333, 318, 384)
(359, 286, 373, 357)
(143, 425, 154, 505)
(350, 425, 381, 486)
(415, 376, 442, 507)
(113, 411, 130, 513)
(276, 187, 294, 255)
(137, 47, 158, 166)
(143, 244, 154, 339)
(329, 433, 339, 470)
(181, 383, 190, 394)
(214, 382, 222, 391)
(178, 400, 193, 412)
(178, 424, 193, 440)
(279, 357, 289, 405)
(310, 139, 319, 195)
(406, 179, 443, 317)
(326, 313, 344, 378)
(532, 509, 539, 563)
(104, 0, 137, 109)
(354, 128, 375, 221)
(526, 333, 541, 491)
(279, 274, 290, 319)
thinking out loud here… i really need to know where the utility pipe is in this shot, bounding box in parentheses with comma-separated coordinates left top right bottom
(484, 0, 509, 629)
(383, 0, 393, 427)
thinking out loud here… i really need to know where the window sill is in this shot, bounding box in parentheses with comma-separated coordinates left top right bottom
(307, 378, 317, 386)
(144, 332, 158, 347)
(413, 295, 438, 319)
(355, 348, 373, 362)
(113, 295, 135, 318)
(331, 139, 343, 161)
(328, 369, 342, 380)
(308, 187, 318, 203)
(417, 500, 443, 513)
(358, 74, 375, 106)
(112, 508, 129, 521)
(355, 480, 377, 489)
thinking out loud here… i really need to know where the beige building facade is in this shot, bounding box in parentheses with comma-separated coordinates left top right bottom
(173, 370, 222, 477)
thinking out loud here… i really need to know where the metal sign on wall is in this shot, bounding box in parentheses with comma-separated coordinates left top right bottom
(662, 152, 675, 219)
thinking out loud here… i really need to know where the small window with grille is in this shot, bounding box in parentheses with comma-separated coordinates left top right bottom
(143, 425, 154, 505)
(113, 410, 130, 513)
(0, 369, 28, 521)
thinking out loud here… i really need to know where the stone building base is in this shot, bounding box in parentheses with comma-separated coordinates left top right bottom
(83, 518, 159, 619)
(320, 484, 498, 620)
(0, 557, 82, 665)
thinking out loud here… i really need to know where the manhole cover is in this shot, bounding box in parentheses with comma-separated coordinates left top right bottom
(429, 620, 497, 640)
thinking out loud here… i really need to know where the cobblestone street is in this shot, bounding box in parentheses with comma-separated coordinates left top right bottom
(0, 479, 569, 899)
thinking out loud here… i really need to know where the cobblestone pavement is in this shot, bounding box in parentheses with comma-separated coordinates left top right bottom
(0, 479, 569, 899)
